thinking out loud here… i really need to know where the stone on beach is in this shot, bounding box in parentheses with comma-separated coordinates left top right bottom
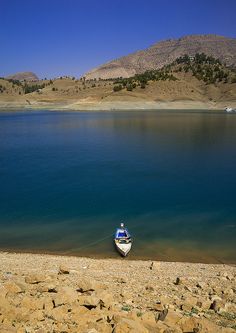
(0, 252, 236, 333)
(58, 264, 70, 274)
(25, 274, 48, 284)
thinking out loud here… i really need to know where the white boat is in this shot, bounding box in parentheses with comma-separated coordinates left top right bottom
(114, 223, 132, 257)
(225, 107, 233, 112)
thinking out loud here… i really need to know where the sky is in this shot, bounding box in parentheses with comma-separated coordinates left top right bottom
(1, 0, 236, 79)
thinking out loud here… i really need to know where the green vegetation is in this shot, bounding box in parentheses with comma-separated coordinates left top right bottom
(174, 53, 230, 84)
(121, 305, 131, 312)
(0, 84, 6, 93)
(0, 77, 48, 94)
(113, 84, 122, 92)
(113, 67, 177, 91)
(24, 83, 46, 94)
(111, 53, 234, 92)
(7, 79, 22, 86)
(219, 311, 236, 321)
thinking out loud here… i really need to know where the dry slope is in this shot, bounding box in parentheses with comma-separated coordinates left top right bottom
(84, 34, 236, 79)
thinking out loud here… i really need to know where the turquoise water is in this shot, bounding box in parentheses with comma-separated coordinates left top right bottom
(0, 110, 236, 263)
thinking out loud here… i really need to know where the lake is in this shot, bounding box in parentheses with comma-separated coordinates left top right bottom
(0, 110, 235, 263)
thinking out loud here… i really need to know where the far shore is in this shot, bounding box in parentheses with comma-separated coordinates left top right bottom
(0, 99, 233, 111)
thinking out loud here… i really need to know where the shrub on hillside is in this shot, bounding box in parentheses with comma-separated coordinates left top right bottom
(113, 85, 122, 92)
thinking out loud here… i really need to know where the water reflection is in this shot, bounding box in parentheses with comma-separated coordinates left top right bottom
(0, 110, 236, 263)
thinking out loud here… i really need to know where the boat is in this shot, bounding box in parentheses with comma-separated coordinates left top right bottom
(225, 107, 233, 112)
(114, 223, 132, 257)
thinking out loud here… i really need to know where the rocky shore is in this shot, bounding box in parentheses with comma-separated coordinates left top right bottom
(0, 251, 235, 332)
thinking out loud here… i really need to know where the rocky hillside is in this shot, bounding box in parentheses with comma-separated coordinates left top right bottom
(84, 35, 236, 79)
(5, 71, 39, 82)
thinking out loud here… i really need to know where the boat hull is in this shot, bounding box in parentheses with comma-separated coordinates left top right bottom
(115, 240, 132, 257)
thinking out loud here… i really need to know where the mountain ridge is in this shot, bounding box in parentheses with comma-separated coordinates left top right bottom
(5, 71, 39, 82)
(84, 34, 236, 80)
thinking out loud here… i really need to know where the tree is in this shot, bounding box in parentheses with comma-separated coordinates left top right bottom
(126, 84, 133, 91)
(113, 85, 122, 92)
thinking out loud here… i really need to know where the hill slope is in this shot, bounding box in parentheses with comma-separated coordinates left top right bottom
(6, 71, 39, 81)
(84, 34, 236, 79)
(1, 53, 236, 110)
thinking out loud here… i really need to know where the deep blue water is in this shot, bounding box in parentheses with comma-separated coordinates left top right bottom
(0, 110, 236, 263)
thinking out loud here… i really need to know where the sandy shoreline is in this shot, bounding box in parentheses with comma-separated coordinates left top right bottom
(0, 251, 235, 332)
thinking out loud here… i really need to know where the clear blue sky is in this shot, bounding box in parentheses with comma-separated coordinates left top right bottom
(1, 0, 236, 79)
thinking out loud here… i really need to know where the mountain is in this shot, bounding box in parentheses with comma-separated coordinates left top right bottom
(6, 71, 39, 81)
(84, 34, 236, 80)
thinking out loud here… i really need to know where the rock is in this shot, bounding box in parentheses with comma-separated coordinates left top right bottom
(150, 303, 164, 312)
(116, 277, 126, 284)
(145, 285, 154, 292)
(0, 285, 7, 298)
(164, 309, 183, 327)
(196, 299, 211, 310)
(159, 296, 171, 305)
(70, 303, 90, 322)
(25, 274, 48, 284)
(80, 295, 100, 308)
(174, 277, 188, 286)
(49, 305, 69, 322)
(86, 317, 112, 333)
(4, 281, 22, 294)
(180, 295, 197, 311)
(224, 302, 236, 312)
(29, 309, 45, 322)
(97, 290, 114, 308)
(53, 286, 78, 307)
(196, 282, 206, 289)
(181, 303, 193, 312)
(210, 297, 225, 312)
(222, 287, 234, 296)
(43, 298, 54, 311)
(37, 282, 58, 293)
(77, 280, 98, 293)
(141, 311, 156, 325)
(225, 274, 234, 281)
(0, 296, 12, 314)
(184, 285, 193, 292)
(0, 326, 17, 333)
(21, 295, 44, 310)
(197, 317, 235, 333)
(114, 317, 149, 333)
(178, 317, 201, 332)
(175, 277, 181, 285)
(58, 264, 70, 274)
(12, 306, 31, 323)
(157, 308, 168, 321)
(211, 295, 222, 302)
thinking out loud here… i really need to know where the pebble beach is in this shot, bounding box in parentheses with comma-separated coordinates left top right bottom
(0, 251, 236, 332)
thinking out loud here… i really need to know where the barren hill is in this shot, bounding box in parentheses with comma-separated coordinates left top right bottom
(84, 34, 236, 79)
(6, 71, 39, 81)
